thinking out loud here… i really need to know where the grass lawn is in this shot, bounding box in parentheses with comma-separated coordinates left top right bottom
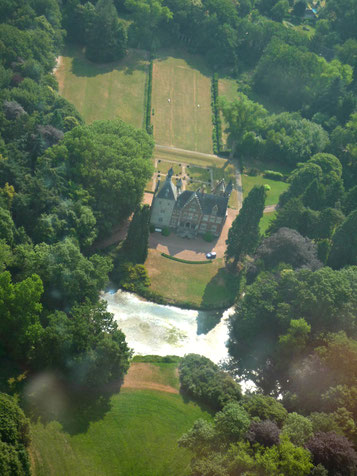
(242, 174, 289, 206)
(156, 160, 182, 176)
(154, 148, 224, 169)
(56, 46, 148, 127)
(187, 165, 211, 182)
(260, 211, 277, 234)
(146, 250, 239, 309)
(218, 77, 238, 148)
(30, 364, 211, 476)
(152, 49, 213, 153)
(243, 157, 293, 176)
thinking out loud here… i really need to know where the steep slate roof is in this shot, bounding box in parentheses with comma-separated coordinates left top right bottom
(176, 191, 228, 217)
(156, 173, 177, 200)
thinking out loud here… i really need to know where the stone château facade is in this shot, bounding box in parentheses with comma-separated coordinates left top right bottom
(150, 168, 232, 238)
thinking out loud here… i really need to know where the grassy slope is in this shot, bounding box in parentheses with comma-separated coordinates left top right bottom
(30, 364, 210, 476)
(152, 49, 213, 153)
(146, 250, 238, 308)
(56, 46, 148, 127)
(260, 211, 277, 234)
(242, 174, 289, 206)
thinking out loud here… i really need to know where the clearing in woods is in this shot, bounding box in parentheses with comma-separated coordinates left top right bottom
(55, 45, 149, 128)
(151, 49, 213, 154)
(30, 362, 211, 476)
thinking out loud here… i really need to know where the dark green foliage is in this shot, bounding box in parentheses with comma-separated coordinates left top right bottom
(225, 186, 266, 267)
(145, 59, 153, 134)
(203, 231, 214, 242)
(211, 73, 222, 154)
(179, 354, 242, 411)
(228, 267, 357, 392)
(261, 113, 329, 166)
(36, 300, 132, 387)
(0, 393, 30, 476)
(241, 394, 288, 427)
(122, 205, 150, 264)
(85, 0, 128, 63)
(161, 226, 170, 236)
(263, 170, 285, 180)
(0, 271, 43, 362)
(41, 120, 154, 237)
(14, 239, 112, 310)
(328, 210, 357, 269)
(343, 185, 357, 215)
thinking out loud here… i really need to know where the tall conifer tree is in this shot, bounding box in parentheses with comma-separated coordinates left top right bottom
(225, 185, 266, 267)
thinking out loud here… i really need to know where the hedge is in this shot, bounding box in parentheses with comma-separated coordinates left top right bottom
(145, 57, 153, 135)
(161, 252, 212, 264)
(211, 73, 223, 154)
(263, 170, 285, 180)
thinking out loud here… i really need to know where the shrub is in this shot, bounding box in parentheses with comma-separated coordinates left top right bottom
(118, 262, 150, 292)
(246, 420, 281, 447)
(248, 167, 260, 176)
(241, 394, 288, 427)
(161, 227, 170, 236)
(179, 354, 242, 411)
(203, 231, 214, 242)
(263, 170, 285, 181)
(264, 184, 271, 191)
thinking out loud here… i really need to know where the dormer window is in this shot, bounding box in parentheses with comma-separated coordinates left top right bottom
(212, 205, 218, 216)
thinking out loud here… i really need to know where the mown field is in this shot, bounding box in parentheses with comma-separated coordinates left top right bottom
(56, 46, 148, 127)
(145, 250, 239, 309)
(152, 50, 213, 153)
(30, 363, 211, 476)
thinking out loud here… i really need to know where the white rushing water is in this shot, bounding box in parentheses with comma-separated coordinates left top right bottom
(103, 290, 232, 364)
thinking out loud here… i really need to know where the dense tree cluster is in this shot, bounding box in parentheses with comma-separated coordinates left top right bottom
(179, 354, 242, 410)
(0, 0, 154, 448)
(0, 394, 30, 475)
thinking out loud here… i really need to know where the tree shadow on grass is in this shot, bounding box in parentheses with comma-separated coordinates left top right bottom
(69, 47, 149, 78)
(22, 371, 124, 435)
(179, 387, 216, 417)
(200, 266, 243, 311)
(154, 47, 213, 78)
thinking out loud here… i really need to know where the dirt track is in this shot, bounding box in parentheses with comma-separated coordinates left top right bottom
(122, 363, 179, 394)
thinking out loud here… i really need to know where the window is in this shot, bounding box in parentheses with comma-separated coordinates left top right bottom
(203, 215, 208, 221)
(158, 218, 163, 223)
(209, 216, 215, 222)
(200, 223, 207, 230)
(216, 217, 222, 223)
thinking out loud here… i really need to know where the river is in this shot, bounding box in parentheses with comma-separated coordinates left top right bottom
(103, 290, 232, 364)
